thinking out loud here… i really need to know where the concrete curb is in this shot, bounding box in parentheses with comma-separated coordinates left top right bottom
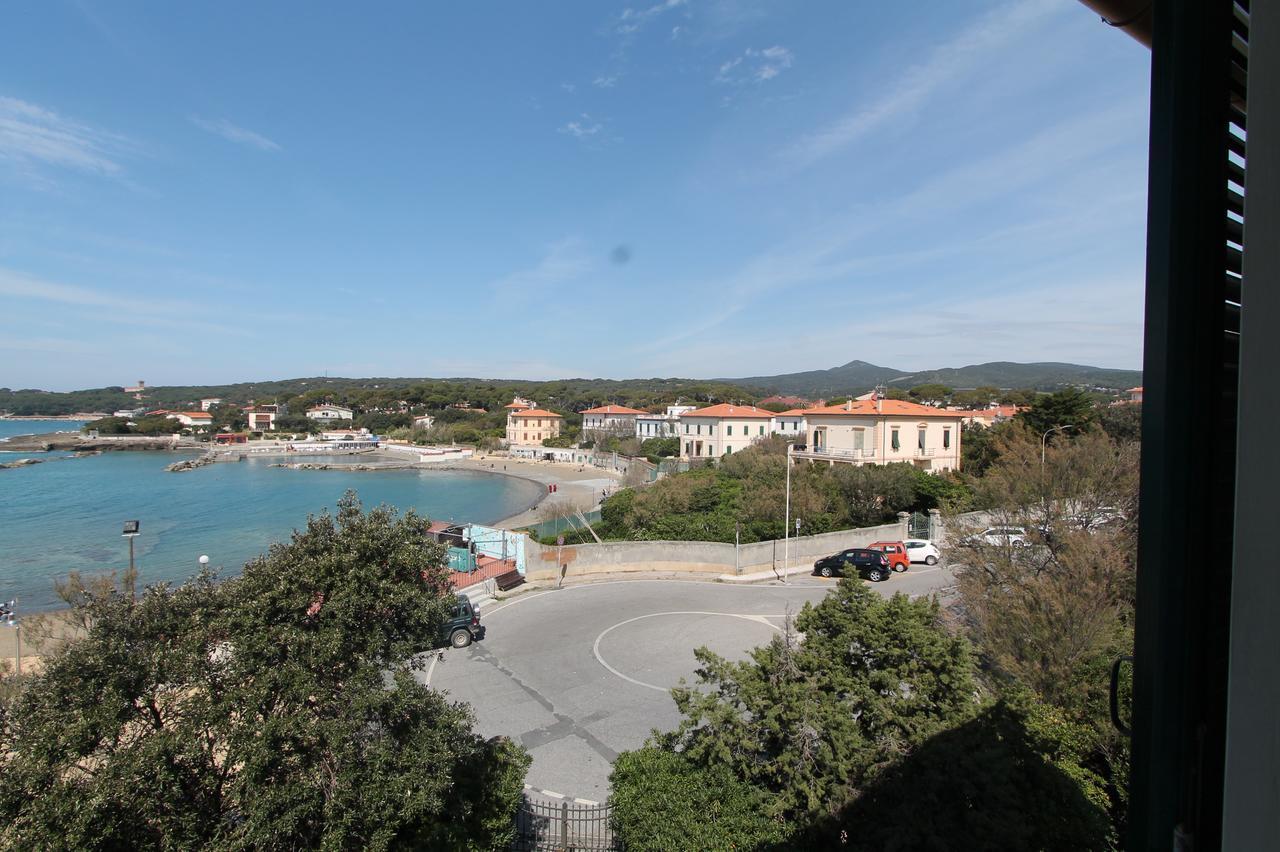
(718, 565, 814, 583)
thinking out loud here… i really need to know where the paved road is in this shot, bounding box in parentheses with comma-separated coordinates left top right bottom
(420, 565, 956, 801)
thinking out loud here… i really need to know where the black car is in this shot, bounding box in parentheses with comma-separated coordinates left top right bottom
(813, 548, 892, 581)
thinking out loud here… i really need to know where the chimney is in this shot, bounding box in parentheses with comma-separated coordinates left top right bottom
(845, 399, 853, 412)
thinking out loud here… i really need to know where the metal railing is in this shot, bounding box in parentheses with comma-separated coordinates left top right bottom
(512, 792, 619, 851)
(793, 446, 876, 460)
(916, 448, 936, 457)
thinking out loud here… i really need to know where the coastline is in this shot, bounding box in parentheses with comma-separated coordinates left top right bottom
(2, 431, 625, 530)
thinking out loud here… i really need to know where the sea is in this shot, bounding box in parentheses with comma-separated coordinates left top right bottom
(0, 423, 543, 610)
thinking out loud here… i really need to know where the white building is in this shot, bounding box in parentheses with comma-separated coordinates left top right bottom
(794, 398, 964, 472)
(678, 404, 776, 459)
(771, 408, 809, 437)
(170, 411, 214, 428)
(247, 405, 279, 431)
(581, 404, 645, 438)
(306, 404, 354, 421)
(636, 404, 696, 440)
(200, 398, 223, 411)
(413, 414, 435, 429)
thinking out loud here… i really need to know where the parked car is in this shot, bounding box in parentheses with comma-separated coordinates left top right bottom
(812, 548, 892, 581)
(902, 538, 942, 565)
(438, 593, 483, 648)
(975, 526, 1030, 547)
(867, 541, 912, 572)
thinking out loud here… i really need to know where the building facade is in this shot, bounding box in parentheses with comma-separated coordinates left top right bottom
(794, 399, 963, 472)
(771, 408, 809, 437)
(247, 405, 279, 431)
(678, 403, 776, 459)
(581, 404, 645, 439)
(505, 408, 563, 445)
(635, 404, 695, 439)
(306, 404, 354, 421)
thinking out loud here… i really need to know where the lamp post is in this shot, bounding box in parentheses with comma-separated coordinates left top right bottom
(782, 443, 793, 583)
(1040, 424, 1076, 465)
(122, 520, 140, 601)
(2, 599, 18, 676)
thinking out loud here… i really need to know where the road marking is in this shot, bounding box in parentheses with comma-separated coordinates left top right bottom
(591, 611, 784, 693)
(424, 651, 440, 686)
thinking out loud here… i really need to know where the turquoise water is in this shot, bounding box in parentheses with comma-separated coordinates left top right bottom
(0, 420, 87, 441)
(0, 452, 543, 610)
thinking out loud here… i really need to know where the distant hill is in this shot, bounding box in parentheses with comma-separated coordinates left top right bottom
(724, 360, 1142, 397)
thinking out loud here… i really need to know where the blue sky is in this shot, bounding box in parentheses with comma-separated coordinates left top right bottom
(0, 0, 1151, 391)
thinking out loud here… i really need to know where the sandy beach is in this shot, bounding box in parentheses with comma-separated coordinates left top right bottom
(448, 455, 624, 529)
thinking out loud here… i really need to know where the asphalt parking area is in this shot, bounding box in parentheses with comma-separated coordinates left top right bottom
(419, 568, 955, 800)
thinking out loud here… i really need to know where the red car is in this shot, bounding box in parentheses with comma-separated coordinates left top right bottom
(868, 541, 911, 573)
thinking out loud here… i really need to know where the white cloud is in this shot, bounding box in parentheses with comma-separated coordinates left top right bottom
(593, 75, 619, 89)
(715, 46, 794, 84)
(558, 114, 605, 139)
(784, 0, 1060, 167)
(189, 116, 281, 152)
(561, 82, 578, 93)
(0, 95, 130, 179)
(614, 0, 686, 35)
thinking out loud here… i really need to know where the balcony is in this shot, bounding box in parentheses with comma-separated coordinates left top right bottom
(792, 446, 877, 462)
(916, 448, 936, 457)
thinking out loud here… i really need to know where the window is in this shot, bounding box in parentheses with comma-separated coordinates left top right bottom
(685, 424, 689, 434)
(697, 424, 702, 435)
(727, 425, 733, 436)
(891, 429, 900, 451)
(853, 429, 865, 451)
(759, 425, 765, 435)
(726, 445, 732, 454)
(918, 428, 926, 451)
(943, 428, 951, 449)
(685, 441, 692, 455)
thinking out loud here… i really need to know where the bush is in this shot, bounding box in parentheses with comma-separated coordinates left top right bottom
(610, 749, 788, 851)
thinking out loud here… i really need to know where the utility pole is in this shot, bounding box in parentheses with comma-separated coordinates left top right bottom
(782, 443, 792, 583)
(735, 521, 740, 574)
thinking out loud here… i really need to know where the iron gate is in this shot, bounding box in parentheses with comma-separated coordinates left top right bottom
(512, 792, 620, 851)
(908, 512, 930, 539)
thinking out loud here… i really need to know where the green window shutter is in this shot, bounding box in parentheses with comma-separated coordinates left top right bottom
(891, 430, 900, 451)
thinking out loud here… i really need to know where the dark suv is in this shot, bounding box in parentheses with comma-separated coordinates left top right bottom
(438, 594, 482, 648)
(812, 548, 892, 582)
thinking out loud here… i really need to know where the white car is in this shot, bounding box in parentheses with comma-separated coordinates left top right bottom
(902, 539, 941, 566)
(976, 526, 1030, 547)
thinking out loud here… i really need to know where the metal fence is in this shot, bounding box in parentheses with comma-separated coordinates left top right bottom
(512, 793, 620, 851)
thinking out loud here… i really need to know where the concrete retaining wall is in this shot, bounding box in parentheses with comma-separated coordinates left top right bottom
(522, 519, 907, 583)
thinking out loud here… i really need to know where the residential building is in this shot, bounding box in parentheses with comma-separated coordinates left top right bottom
(771, 408, 809, 437)
(504, 396, 536, 412)
(199, 398, 223, 411)
(247, 405, 279, 431)
(306, 404, 354, 421)
(113, 407, 147, 418)
(635, 404, 695, 439)
(794, 398, 964, 472)
(1127, 386, 1143, 403)
(678, 403, 776, 459)
(169, 411, 214, 428)
(946, 404, 1020, 427)
(505, 408, 563, 445)
(412, 414, 435, 429)
(581, 404, 645, 439)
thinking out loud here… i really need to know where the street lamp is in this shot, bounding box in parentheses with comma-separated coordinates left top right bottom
(2, 599, 19, 676)
(123, 520, 140, 601)
(1041, 424, 1076, 465)
(782, 443, 793, 583)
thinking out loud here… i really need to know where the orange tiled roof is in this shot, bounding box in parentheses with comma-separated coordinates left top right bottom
(775, 408, 811, 417)
(683, 403, 776, 419)
(806, 400, 963, 417)
(505, 402, 532, 409)
(509, 409, 563, 418)
(580, 404, 646, 415)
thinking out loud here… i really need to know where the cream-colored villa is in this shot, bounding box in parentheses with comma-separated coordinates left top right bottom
(505, 406, 563, 445)
(678, 403, 776, 459)
(794, 399, 964, 471)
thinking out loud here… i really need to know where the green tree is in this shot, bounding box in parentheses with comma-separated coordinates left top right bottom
(909, 383, 953, 402)
(610, 750, 787, 851)
(1097, 402, 1142, 444)
(1016, 387, 1097, 437)
(0, 496, 529, 850)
